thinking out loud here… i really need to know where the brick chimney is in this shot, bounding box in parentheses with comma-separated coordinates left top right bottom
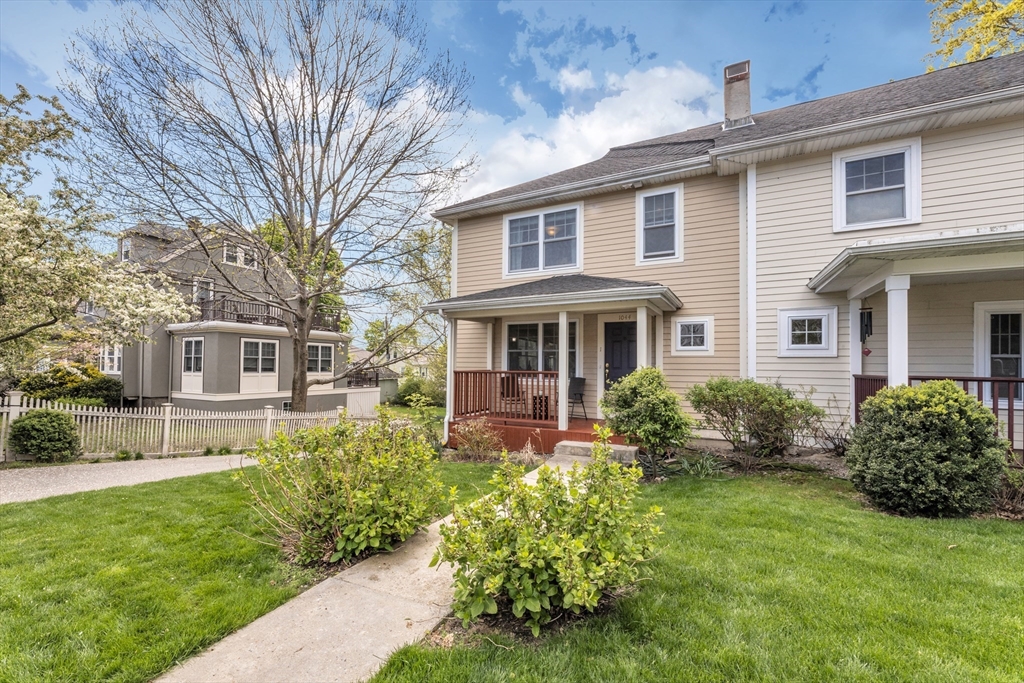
(723, 60, 753, 130)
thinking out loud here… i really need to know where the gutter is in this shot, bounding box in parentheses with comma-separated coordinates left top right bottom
(424, 285, 683, 314)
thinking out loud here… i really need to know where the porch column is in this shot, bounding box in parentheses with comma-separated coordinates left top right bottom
(444, 318, 457, 443)
(636, 306, 649, 368)
(654, 313, 664, 368)
(849, 298, 862, 412)
(485, 322, 494, 371)
(885, 276, 910, 386)
(558, 310, 569, 431)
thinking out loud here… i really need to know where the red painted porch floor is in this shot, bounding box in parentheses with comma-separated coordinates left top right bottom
(450, 417, 624, 453)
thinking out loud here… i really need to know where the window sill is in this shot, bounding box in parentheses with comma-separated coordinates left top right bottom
(502, 265, 583, 280)
(670, 348, 713, 357)
(635, 254, 683, 267)
(833, 218, 920, 233)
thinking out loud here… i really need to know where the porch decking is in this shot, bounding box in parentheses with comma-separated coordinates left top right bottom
(449, 416, 624, 453)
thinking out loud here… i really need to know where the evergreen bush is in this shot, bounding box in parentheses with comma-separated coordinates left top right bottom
(9, 409, 81, 462)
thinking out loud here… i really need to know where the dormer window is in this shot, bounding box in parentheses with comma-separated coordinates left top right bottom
(120, 238, 131, 262)
(223, 242, 257, 269)
(504, 204, 582, 276)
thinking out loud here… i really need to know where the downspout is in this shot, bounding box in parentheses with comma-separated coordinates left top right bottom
(167, 329, 174, 405)
(138, 324, 145, 407)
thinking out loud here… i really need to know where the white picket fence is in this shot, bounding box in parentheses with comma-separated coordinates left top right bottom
(0, 389, 381, 461)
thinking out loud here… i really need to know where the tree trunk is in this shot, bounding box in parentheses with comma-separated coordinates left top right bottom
(291, 319, 310, 412)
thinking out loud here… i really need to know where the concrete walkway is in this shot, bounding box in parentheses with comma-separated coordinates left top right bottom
(157, 453, 592, 683)
(0, 455, 253, 504)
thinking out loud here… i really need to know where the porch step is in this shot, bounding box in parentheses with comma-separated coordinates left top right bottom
(553, 440, 637, 463)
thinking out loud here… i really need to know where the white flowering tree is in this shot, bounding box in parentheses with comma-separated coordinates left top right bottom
(0, 86, 191, 374)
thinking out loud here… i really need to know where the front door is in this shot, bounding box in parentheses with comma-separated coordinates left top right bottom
(604, 322, 637, 389)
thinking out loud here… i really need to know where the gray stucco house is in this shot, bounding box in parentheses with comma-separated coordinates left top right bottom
(103, 223, 352, 412)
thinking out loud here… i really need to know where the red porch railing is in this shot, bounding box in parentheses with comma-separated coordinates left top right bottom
(452, 370, 559, 424)
(854, 374, 1023, 452)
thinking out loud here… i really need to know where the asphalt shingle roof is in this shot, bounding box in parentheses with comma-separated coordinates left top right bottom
(440, 53, 1024, 214)
(430, 274, 665, 307)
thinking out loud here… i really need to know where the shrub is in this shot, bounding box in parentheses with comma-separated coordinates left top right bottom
(995, 464, 1024, 516)
(407, 393, 443, 456)
(452, 418, 504, 461)
(239, 409, 445, 566)
(847, 380, 1006, 517)
(687, 377, 823, 460)
(19, 364, 123, 406)
(51, 397, 106, 408)
(433, 427, 662, 637)
(9, 409, 81, 463)
(600, 367, 694, 475)
(392, 376, 426, 406)
(217, 446, 232, 455)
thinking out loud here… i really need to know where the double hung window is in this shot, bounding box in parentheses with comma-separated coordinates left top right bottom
(224, 243, 258, 269)
(99, 345, 122, 374)
(506, 322, 577, 376)
(243, 341, 277, 374)
(636, 185, 682, 263)
(307, 344, 334, 374)
(183, 339, 204, 373)
(506, 205, 580, 275)
(833, 139, 920, 231)
(990, 313, 1022, 401)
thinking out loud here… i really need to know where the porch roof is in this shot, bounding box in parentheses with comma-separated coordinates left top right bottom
(424, 274, 682, 317)
(808, 223, 1024, 296)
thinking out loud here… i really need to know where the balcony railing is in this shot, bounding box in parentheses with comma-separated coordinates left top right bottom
(854, 374, 1023, 453)
(192, 298, 343, 332)
(453, 370, 559, 424)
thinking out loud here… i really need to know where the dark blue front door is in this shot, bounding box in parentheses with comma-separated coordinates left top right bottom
(604, 322, 637, 389)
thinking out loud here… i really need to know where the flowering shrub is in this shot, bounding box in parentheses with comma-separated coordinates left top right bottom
(432, 427, 662, 636)
(847, 380, 1006, 517)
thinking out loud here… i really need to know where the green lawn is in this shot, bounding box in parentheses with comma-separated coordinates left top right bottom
(373, 473, 1024, 683)
(0, 462, 498, 683)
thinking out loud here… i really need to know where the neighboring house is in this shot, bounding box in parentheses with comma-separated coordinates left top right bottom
(426, 54, 1024, 451)
(347, 346, 401, 403)
(106, 222, 353, 411)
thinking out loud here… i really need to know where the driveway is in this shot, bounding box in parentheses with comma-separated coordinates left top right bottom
(0, 455, 254, 504)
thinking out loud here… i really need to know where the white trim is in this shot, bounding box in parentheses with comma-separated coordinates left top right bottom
(99, 344, 123, 375)
(634, 183, 684, 266)
(120, 238, 131, 262)
(451, 219, 459, 295)
(655, 314, 664, 368)
(886, 275, 910, 386)
(500, 318, 581, 375)
(502, 202, 584, 279)
(181, 336, 204, 394)
(222, 242, 258, 269)
(745, 164, 757, 378)
(426, 284, 682, 315)
(777, 306, 838, 358)
(636, 306, 649, 367)
(192, 277, 214, 304)
(444, 320, 456, 444)
(558, 310, 569, 430)
(849, 298, 862, 411)
(832, 137, 921, 233)
(485, 321, 494, 371)
(240, 338, 278, 394)
(171, 387, 359, 402)
(167, 320, 350, 341)
(974, 300, 1024, 408)
(671, 316, 715, 356)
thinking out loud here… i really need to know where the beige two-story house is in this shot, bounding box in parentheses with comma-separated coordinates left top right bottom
(426, 53, 1024, 451)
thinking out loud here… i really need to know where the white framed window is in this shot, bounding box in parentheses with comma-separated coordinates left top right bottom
(282, 400, 292, 411)
(635, 184, 683, 265)
(240, 339, 278, 393)
(503, 203, 582, 277)
(99, 345, 123, 374)
(192, 277, 214, 304)
(974, 301, 1023, 406)
(777, 307, 838, 357)
(504, 320, 580, 376)
(223, 242, 258, 269)
(181, 337, 204, 393)
(307, 344, 334, 374)
(671, 316, 713, 355)
(120, 238, 131, 262)
(82, 300, 96, 315)
(833, 138, 921, 232)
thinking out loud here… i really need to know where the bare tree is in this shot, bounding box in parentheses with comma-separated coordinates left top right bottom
(64, 0, 470, 410)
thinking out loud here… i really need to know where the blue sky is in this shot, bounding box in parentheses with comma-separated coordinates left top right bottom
(0, 0, 938, 201)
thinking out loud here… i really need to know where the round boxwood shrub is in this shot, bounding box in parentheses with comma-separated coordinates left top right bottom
(847, 380, 1006, 517)
(9, 409, 82, 463)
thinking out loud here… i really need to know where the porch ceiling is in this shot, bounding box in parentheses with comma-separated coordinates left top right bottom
(808, 223, 1024, 296)
(424, 273, 682, 318)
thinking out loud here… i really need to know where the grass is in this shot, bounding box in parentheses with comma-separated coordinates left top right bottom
(0, 461, 498, 683)
(387, 404, 446, 424)
(373, 472, 1024, 683)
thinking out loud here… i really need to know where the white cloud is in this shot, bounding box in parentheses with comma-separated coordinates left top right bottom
(458, 62, 720, 201)
(556, 66, 595, 93)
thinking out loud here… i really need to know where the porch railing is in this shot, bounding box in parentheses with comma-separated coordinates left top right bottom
(452, 370, 559, 424)
(192, 298, 343, 332)
(854, 374, 1023, 452)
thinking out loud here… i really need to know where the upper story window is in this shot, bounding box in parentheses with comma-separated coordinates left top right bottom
(120, 238, 131, 262)
(307, 344, 333, 374)
(777, 307, 837, 357)
(833, 138, 921, 232)
(636, 185, 682, 264)
(504, 204, 581, 276)
(193, 277, 214, 304)
(224, 242, 258, 269)
(99, 345, 123, 374)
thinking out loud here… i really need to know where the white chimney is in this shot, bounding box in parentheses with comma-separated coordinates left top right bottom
(723, 60, 753, 130)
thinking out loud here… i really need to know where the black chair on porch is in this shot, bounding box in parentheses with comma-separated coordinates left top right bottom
(568, 376, 587, 420)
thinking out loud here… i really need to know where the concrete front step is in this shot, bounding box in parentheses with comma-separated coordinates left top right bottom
(553, 440, 637, 463)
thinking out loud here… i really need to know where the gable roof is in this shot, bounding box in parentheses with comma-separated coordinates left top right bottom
(437, 52, 1024, 220)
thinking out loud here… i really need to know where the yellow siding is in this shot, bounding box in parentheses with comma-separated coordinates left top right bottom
(453, 320, 488, 371)
(755, 115, 1024, 417)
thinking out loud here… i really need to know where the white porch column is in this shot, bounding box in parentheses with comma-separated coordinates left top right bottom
(444, 318, 457, 443)
(636, 306, 649, 368)
(558, 310, 569, 431)
(485, 322, 494, 371)
(885, 276, 910, 386)
(849, 298, 862, 412)
(654, 313, 664, 368)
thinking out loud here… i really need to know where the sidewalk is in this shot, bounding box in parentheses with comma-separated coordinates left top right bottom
(0, 455, 253, 504)
(157, 453, 591, 683)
